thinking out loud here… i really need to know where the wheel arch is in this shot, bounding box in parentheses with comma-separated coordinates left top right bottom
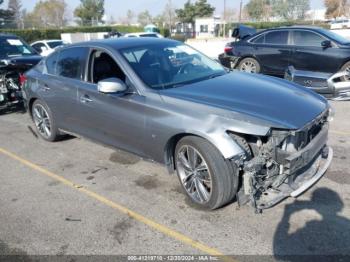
(28, 97, 38, 119)
(163, 131, 244, 174)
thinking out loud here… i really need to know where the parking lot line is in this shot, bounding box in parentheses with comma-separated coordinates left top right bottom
(330, 130, 350, 136)
(0, 146, 237, 261)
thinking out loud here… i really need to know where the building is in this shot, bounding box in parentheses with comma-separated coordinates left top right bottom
(195, 16, 223, 38)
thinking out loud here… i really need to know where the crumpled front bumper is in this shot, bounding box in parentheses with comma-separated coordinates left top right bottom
(256, 146, 332, 209)
(255, 125, 333, 210)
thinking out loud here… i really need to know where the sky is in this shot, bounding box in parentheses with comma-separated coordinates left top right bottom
(3, 0, 326, 19)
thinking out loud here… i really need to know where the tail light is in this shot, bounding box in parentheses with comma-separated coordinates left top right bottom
(224, 46, 233, 53)
(19, 74, 27, 87)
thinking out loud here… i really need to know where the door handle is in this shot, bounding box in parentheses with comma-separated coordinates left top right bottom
(80, 95, 93, 103)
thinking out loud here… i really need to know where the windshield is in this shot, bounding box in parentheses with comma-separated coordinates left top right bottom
(0, 38, 36, 58)
(120, 42, 226, 89)
(47, 41, 64, 49)
(319, 29, 350, 44)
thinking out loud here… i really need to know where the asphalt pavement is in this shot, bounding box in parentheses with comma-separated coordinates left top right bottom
(0, 101, 349, 260)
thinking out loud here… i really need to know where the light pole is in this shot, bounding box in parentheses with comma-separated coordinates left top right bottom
(223, 0, 226, 37)
(239, 0, 243, 23)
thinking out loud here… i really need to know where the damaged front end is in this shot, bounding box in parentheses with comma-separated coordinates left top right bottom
(233, 109, 333, 212)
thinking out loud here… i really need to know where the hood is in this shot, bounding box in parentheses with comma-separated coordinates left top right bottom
(160, 72, 328, 130)
(8, 55, 42, 66)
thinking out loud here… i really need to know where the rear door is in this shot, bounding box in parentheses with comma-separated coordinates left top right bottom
(250, 30, 292, 76)
(37, 47, 89, 132)
(290, 30, 342, 73)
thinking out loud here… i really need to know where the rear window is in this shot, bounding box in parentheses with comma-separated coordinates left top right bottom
(265, 31, 289, 45)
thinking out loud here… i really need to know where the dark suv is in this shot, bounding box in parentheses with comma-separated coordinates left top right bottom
(220, 27, 350, 77)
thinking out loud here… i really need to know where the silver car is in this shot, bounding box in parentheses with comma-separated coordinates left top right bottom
(23, 38, 333, 211)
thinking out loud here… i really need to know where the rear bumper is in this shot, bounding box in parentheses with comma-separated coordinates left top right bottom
(218, 53, 240, 69)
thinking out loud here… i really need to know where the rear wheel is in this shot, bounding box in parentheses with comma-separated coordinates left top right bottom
(32, 100, 59, 142)
(175, 136, 239, 210)
(238, 58, 261, 74)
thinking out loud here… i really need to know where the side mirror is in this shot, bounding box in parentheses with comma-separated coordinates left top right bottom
(321, 40, 332, 48)
(97, 78, 127, 93)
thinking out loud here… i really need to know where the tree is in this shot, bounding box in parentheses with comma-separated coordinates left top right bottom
(163, 0, 177, 30)
(0, 0, 14, 28)
(245, 0, 271, 21)
(325, 0, 347, 18)
(137, 10, 152, 26)
(126, 9, 134, 25)
(74, 0, 104, 26)
(272, 0, 310, 20)
(24, 0, 67, 28)
(176, 0, 215, 33)
(7, 0, 22, 28)
(223, 8, 236, 23)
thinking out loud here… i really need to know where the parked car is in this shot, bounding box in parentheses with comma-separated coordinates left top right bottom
(23, 38, 333, 211)
(330, 19, 350, 30)
(123, 32, 163, 38)
(0, 34, 42, 110)
(31, 40, 66, 56)
(220, 26, 350, 79)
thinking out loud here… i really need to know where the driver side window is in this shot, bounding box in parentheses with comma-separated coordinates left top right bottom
(89, 50, 126, 84)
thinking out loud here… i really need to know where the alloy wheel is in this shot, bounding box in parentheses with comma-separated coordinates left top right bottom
(176, 145, 212, 204)
(33, 104, 52, 139)
(240, 60, 257, 73)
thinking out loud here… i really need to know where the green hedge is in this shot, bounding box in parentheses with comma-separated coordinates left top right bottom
(0, 25, 143, 43)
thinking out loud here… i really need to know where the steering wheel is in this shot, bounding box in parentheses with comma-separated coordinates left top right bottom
(177, 63, 195, 75)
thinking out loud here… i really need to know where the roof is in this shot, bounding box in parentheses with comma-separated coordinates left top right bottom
(69, 37, 178, 50)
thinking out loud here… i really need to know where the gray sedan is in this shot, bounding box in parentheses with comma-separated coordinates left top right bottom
(23, 38, 333, 211)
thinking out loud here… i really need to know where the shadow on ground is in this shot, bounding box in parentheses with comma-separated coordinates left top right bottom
(273, 188, 350, 261)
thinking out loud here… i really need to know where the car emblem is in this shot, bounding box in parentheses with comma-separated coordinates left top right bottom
(304, 80, 313, 86)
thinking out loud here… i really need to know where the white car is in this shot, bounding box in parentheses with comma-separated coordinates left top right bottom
(330, 19, 350, 30)
(31, 40, 66, 56)
(123, 32, 163, 38)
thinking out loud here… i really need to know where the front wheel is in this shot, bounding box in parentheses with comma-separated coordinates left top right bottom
(238, 58, 261, 74)
(175, 136, 239, 210)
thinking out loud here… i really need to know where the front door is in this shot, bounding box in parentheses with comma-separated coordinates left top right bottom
(76, 50, 148, 156)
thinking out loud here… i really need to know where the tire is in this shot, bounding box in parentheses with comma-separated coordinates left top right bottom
(31, 99, 60, 142)
(238, 58, 261, 74)
(175, 136, 239, 210)
(340, 61, 350, 81)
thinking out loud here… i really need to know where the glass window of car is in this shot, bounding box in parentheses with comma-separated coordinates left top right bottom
(32, 43, 46, 53)
(0, 37, 36, 58)
(293, 30, 325, 46)
(89, 50, 126, 84)
(120, 42, 226, 89)
(56, 47, 89, 80)
(45, 52, 59, 75)
(252, 34, 265, 44)
(264, 31, 289, 45)
(47, 41, 64, 49)
(140, 34, 158, 37)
